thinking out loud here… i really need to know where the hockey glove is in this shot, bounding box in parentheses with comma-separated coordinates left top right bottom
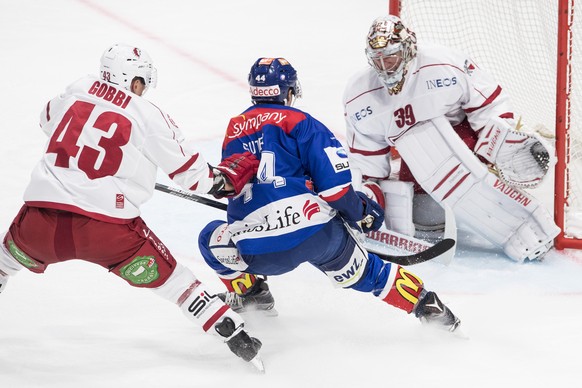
(209, 152, 259, 198)
(357, 191, 385, 233)
(474, 117, 554, 188)
(215, 317, 263, 362)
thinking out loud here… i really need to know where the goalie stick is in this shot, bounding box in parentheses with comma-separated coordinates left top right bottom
(154, 183, 456, 266)
(370, 237, 455, 265)
(363, 202, 457, 266)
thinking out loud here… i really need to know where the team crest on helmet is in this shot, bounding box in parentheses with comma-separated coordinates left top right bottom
(133, 47, 141, 58)
(393, 21, 404, 36)
(258, 58, 275, 66)
(369, 19, 405, 49)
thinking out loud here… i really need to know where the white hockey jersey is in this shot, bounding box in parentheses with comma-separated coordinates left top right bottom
(24, 75, 215, 223)
(343, 43, 515, 179)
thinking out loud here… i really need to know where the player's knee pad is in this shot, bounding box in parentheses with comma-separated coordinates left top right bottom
(151, 263, 198, 303)
(199, 221, 249, 274)
(319, 235, 368, 289)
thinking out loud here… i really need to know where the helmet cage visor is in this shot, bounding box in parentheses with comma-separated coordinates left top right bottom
(368, 48, 404, 76)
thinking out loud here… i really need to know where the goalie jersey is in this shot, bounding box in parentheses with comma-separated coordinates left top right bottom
(222, 104, 358, 255)
(343, 43, 516, 179)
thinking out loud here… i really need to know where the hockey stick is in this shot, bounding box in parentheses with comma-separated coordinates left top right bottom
(155, 183, 227, 210)
(370, 238, 455, 266)
(363, 203, 457, 266)
(154, 183, 456, 265)
(155, 183, 456, 265)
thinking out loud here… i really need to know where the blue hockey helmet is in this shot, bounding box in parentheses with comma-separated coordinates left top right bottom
(248, 58, 302, 105)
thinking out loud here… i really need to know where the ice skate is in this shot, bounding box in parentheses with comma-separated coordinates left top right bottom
(215, 317, 265, 373)
(414, 291, 462, 334)
(219, 277, 278, 316)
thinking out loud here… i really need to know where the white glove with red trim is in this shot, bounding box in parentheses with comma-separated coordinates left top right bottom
(474, 117, 554, 188)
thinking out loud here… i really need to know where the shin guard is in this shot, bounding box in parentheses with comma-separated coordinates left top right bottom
(377, 264, 425, 313)
(218, 272, 258, 295)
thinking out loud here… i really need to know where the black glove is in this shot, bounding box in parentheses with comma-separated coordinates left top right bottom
(357, 191, 385, 233)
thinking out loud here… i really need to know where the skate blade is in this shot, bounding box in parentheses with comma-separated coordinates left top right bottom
(249, 354, 265, 373)
(261, 307, 278, 317)
(451, 326, 469, 340)
(421, 321, 469, 340)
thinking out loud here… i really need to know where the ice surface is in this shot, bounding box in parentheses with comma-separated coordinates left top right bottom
(1, 1, 581, 387)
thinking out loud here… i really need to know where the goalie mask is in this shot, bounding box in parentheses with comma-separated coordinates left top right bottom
(365, 15, 417, 93)
(99, 44, 158, 95)
(248, 58, 302, 106)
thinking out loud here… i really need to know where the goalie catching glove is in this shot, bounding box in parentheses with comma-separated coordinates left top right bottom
(474, 117, 554, 188)
(209, 151, 259, 198)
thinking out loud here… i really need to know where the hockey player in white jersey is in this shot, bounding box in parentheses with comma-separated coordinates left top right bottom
(0, 43, 264, 368)
(343, 15, 560, 262)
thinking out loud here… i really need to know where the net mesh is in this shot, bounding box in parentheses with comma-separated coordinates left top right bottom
(399, 0, 582, 239)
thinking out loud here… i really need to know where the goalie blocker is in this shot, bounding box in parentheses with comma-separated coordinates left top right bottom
(392, 116, 560, 262)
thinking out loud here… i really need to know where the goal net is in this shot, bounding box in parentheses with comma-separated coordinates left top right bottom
(391, 0, 582, 249)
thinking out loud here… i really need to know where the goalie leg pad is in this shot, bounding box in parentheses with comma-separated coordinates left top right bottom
(451, 174, 560, 262)
(379, 180, 416, 236)
(395, 117, 559, 262)
(503, 205, 560, 262)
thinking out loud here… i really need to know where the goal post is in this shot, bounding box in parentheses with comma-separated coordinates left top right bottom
(390, 0, 582, 250)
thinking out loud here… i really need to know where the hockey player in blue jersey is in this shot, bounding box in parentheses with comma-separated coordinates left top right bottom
(198, 57, 462, 333)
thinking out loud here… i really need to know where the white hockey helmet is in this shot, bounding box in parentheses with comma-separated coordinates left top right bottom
(365, 15, 417, 90)
(99, 44, 157, 94)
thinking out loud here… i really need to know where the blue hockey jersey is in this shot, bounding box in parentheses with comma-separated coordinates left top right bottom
(222, 104, 363, 255)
